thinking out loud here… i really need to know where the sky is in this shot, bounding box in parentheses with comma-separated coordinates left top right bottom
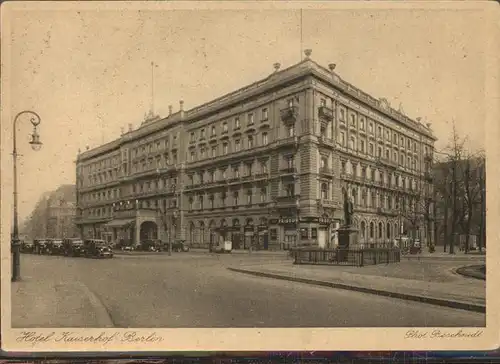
(1, 2, 494, 223)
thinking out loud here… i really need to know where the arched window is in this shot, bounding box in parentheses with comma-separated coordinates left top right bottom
(361, 221, 366, 238)
(190, 222, 195, 245)
(378, 222, 383, 239)
(370, 222, 374, 239)
(352, 188, 357, 205)
(386, 222, 391, 239)
(321, 183, 328, 199)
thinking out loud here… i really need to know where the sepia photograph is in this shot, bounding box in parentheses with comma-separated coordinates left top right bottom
(1, 0, 498, 353)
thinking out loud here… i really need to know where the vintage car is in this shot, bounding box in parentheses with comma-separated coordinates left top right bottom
(212, 240, 232, 254)
(47, 239, 64, 255)
(137, 239, 162, 252)
(21, 240, 35, 253)
(83, 239, 114, 259)
(171, 239, 190, 252)
(63, 238, 85, 257)
(33, 239, 50, 255)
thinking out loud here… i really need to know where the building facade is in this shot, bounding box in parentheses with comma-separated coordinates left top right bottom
(75, 52, 436, 250)
(22, 185, 78, 239)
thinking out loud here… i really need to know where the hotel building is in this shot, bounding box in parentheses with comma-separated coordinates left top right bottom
(75, 51, 436, 250)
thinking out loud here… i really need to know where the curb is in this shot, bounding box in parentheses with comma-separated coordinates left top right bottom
(228, 268, 486, 314)
(73, 282, 115, 327)
(455, 265, 486, 281)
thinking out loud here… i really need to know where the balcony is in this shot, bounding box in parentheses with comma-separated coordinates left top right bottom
(280, 106, 299, 123)
(375, 157, 398, 169)
(319, 167, 334, 175)
(317, 199, 339, 208)
(279, 167, 297, 175)
(318, 106, 334, 121)
(276, 195, 300, 208)
(318, 136, 335, 148)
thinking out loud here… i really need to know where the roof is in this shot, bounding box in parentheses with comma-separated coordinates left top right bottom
(77, 56, 437, 161)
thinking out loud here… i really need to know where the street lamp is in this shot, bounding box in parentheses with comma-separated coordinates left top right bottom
(12, 110, 42, 282)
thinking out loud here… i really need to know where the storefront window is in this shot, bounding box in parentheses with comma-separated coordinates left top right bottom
(311, 228, 318, 239)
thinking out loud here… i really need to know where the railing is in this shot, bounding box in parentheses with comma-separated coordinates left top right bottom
(290, 248, 401, 267)
(318, 106, 334, 121)
(319, 167, 333, 175)
(280, 106, 299, 122)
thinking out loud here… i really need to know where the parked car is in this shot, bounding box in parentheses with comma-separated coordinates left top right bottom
(121, 246, 134, 252)
(212, 240, 232, 254)
(171, 239, 190, 252)
(21, 240, 34, 253)
(83, 239, 113, 259)
(63, 238, 85, 257)
(33, 239, 50, 255)
(47, 239, 64, 255)
(137, 239, 162, 252)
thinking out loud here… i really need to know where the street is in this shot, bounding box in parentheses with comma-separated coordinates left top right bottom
(14, 253, 485, 328)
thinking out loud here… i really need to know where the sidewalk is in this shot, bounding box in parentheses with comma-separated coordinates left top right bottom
(404, 251, 486, 261)
(11, 277, 114, 328)
(228, 260, 486, 313)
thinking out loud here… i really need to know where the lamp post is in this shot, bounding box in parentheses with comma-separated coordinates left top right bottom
(296, 195, 301, 249)
(12, 110, 42, 282)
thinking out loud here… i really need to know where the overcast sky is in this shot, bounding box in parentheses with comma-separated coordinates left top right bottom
(2, 2, 494, 222)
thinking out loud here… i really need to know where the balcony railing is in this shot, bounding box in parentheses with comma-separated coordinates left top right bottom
(276, 136, 299, 148)
(318, 135, 335, 148)
(375, 157, 398, 169)
(319, 167, 334, 175)
(279, 167, 297, 174)
(318, 106, 334, 121)
(276, 195, 300, 208)
(280, 106, 299, 123)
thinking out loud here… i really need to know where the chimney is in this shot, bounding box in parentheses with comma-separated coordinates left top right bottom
(273, 63, 281, 72)
(78, 148, 81, 154)
(86, 145, 90, 151)
(179, 100, 185, 119)
(426, 123, 432, 129)
(304, 49, 312, 59)
(168, 105, 173, 116)
(128, 123, 133, 132)
(120, 126, 125, 135)
(328, 63, 336, 72)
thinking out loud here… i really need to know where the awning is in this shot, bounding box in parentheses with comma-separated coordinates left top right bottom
(105, 219, 135, 228)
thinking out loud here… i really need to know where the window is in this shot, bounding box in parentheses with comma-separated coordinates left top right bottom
(190, 150, 196, 162)
(360, 117, 365, 130)
(200, 129, 205, 139)
(360, 140, 365, 153)
(211, 146, 217, 157)
(321, 157, 327, 169)
(394, 151, 398, 161)
(361, 189, 367, 206)
(371, 169, 376, 181)
(400, 137, 404, 146)
(190, 132, 195, 142)
(311, 228, 318, 239)
(222, 169, 227, 179)
(260, 187, 267, 202)
(393, 133, 397, 143)
(200, 147, 206, 159)
(321, 183, 328, 199)
(361, 167, 367, 179)
(400, 154, 404, 166)
(222, 143, 228, 155)
(369, 143, 374, 156)
(385, 130, 390, 140)
(370, 222, 374, 239)
(246, 163, 252, 176)
(262, 108, 268, 120)
(340, 132, 346, 146)
(369, 123, 374, 134)
(349, 136, 355, 149)
(211, 125, 216, 136)
(234, 191, 239, 206)
(246, 190, 252, 205)
(221, 191, 227, 206)
(377, 126, 382, 137)
(407, 156, 411, 168)
(320, 98, 326, 107)
(261, 162, 268, 174)
(262, 132, 268, 145)
(288, 99, 294, 108)
(234, 117, 240, 129)
(189, 197, 193, 210)
(341, 161, 346, 174)
(235, 139, 241, 152)
(248, 136, 254, 149)
(199, 195, 204, 210)
(287, 125, 295, 137)
(385, 149, 390, 159)
(350, 114, 356, 127)
(248, 113, 254, 125)
(209, 195, 214, 209)
(340, 108, 345, 121)
(210, 170, 215, 182)
(377, 146, 382, 158)
(287, 155, 295, 169)
(285, 183, 295, 196)
(223, 122, 228, 132)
